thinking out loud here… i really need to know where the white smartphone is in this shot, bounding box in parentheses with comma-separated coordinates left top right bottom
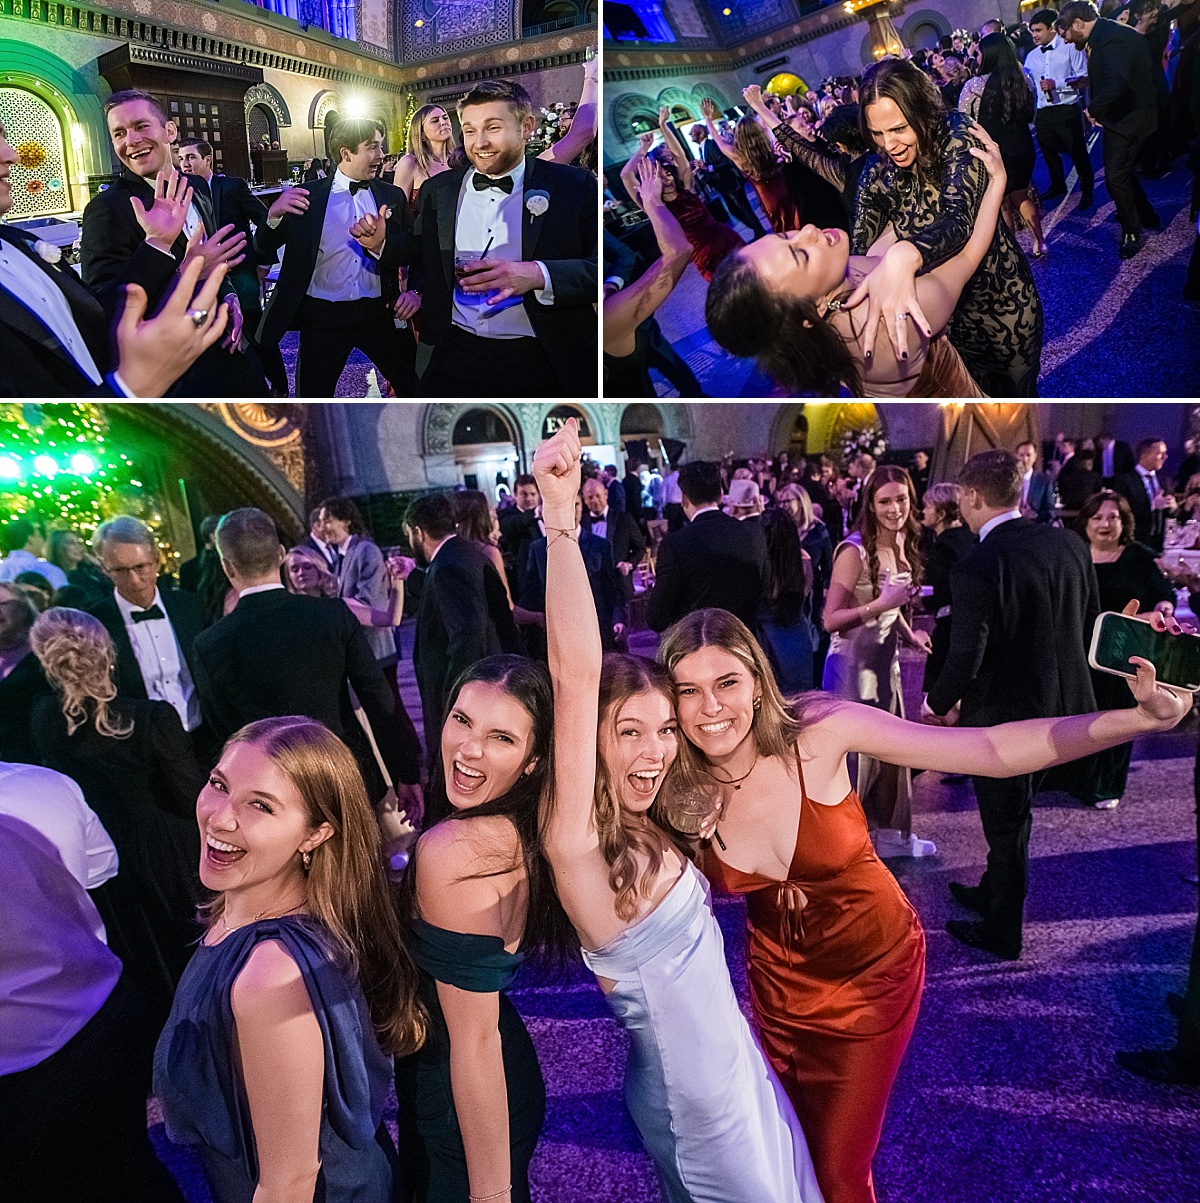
(1088, 611, 1200, 694)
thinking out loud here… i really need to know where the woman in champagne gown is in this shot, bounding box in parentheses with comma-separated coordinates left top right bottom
(536, 421, 823, 1203)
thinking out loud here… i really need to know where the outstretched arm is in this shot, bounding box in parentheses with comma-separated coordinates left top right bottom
(541, 53, 598, 165)
(700, 98, 745, 176)
(658, 108, 695, 191)
(620, 134, 654, 206)
(604, 160, 691, 357)
(540, 421, 618, 945)
(818, 656, 1187, 778)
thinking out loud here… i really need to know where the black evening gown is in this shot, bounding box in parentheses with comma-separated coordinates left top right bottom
(0, 650, 51, 764)
(395, 920, 545, 1203)
(1077, 544, 1178, 804)
(32, 694, 205, 1021)
(852, 110, 1043, 397)
(923, 524, 980, 692)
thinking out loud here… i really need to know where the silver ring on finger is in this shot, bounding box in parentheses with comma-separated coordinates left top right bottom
(897, 312, 908, 322)
(187, 308, 209, 329)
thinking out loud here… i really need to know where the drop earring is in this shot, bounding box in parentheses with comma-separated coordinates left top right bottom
(753, 696, 762, 711)
(301, 849, 312, 872)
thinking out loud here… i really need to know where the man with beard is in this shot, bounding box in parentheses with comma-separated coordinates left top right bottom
(80, 90, 265, 395)
(417, 79, 597, 397)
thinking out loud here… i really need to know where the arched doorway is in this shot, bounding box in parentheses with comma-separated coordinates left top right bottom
(322, 109, 341, 157)
(452, 407, 521, 505)
(247, 102, 279, 150)
(0, 87, 71, 218)
(907, 21, 943, 49)
(620, 403, 665, 465)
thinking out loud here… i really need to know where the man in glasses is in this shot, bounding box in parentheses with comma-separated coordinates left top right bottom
(87, 516, 209, 759)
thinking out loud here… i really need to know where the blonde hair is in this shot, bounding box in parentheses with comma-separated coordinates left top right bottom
(407, 104, 452, 175)
(210, 717, 427, 1056)
(593, 654, 690, 922)
(774, 483, 815, 535)
(284, 546, 340, 598)
(657, 608, 833, 789)
(30, 607, 133, 739)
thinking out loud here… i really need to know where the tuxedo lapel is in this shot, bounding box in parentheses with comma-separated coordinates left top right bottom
(0, 227, 108, 373)
(437, 169, 467, 293)
(190, 174, 217, 237)
(521, 155, 549, 261)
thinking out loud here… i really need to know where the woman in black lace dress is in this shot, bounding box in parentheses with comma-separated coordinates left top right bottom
(851, 59, 1043, 397)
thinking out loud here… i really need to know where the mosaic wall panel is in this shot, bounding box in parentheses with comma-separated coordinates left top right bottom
(399, 0, 514, 62)
(705, 0, 795, 42)
(359, 0, 390, 54)
(664, 0, 709, 39)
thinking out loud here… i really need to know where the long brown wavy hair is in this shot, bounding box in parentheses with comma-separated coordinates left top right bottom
(656, 609, 835, 800)
(734, 115, 780, 184)
(593, 654, 692, 922)
(857, 58, 949, 180)
(406, 103, 452, 175)
(853, 464, 924, 594)
(30, 607, 134, 739)
(210, 717, 427, 1057)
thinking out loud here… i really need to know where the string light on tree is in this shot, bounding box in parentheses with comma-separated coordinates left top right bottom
(0, 403, 170, 562)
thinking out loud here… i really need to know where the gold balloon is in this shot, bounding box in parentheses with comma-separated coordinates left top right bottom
(764, 72, 809, 97)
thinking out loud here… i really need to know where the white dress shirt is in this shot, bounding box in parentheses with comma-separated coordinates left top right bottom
(307, 169, 383, 302)
(182, 201, 204, 242)
(0, 762, 118, 903)
(113, 586, 200, 731)
(0, 549, 68, 590)
(979, 509, 1023, 541)
(1100, 443, 1115, 478)
(1025, 35, 1088, 109)
(590, 510, 609, 540)
(237, 582, 286, 598)
(1020, 469, 1033, 508)
(0, 237, 103, 385)
(453, 157, 553, 339)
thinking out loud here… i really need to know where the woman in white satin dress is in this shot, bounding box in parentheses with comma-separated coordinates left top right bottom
(535, 421, 824, 1203)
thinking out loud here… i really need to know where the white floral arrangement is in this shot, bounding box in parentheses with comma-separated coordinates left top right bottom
(34, 240, 62, 266)
(841, 424, 888, 462)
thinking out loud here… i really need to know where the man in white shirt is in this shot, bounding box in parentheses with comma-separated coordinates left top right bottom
(417, 78, 597, 398)
(1014, 440, 1054, 523)
(255, 117, 419, 397)
(1026, 9, 1094, 210)
(87, 516, 207, 751)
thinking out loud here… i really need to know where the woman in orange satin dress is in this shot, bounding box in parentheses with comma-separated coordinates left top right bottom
(658, 606, 1188, 1203)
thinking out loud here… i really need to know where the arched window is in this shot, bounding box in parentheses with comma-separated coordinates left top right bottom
(629, 111, 659, 135)
(453, 408, 516, 447)
(0, 88, 71, 219)
(620, 404, 664, 435)
(670, 105, 694, 123)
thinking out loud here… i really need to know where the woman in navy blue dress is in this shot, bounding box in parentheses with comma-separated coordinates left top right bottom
(154, 716, 427, 1203)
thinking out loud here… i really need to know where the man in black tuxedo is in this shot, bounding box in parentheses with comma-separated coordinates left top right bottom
(581, 475, 646, 607)
(498, 474, 543, 600)
(925, 450, 1099, 960)
(1113, 437, 1177, 552)
(688, 121, 767, 237)
(190, 508, 421, 806)
(417, 79, 597, 398)
(87, 516, 211, 760)
(404, 493, 522, 776)
(299, 505, 339, 571)
(255, 117, 419, 397)
(646, 460, 768, 635)
(178, 138, 288, 397)
(81, 89, 266, 396)
(177, 515, 219, 593)
(1058, 1, 1160, 258)
(0, 116, 229, 398)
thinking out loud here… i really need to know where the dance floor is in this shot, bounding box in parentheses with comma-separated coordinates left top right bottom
(648, 135, 1200, 399)
(150, 636, 1200, 1202)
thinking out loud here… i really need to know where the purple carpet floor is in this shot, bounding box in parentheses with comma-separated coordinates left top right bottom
(149, 641, 1200, 1201)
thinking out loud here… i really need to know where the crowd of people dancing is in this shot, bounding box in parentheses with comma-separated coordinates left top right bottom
(3, 419, 1200, 1203)
(603, 1, 1200, 398)
(1, 62, 598, 399)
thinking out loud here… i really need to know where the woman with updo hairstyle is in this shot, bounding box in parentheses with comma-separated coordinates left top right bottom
(154, 716, 427, 1203)
(30, 606, 204, 1017)
(704, 119, 1009, 397)
(850, 57, 1043, 396)
(920, 482, 977, 693)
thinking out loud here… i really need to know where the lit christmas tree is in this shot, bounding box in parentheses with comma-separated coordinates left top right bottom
(0, 404, 171, 560)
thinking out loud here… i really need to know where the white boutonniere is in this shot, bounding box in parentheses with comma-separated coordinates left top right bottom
(34, 240, 62, 266)
(525, 190, 550, 221)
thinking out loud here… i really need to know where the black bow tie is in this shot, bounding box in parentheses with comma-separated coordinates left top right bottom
(130, 604, 165, 624)
(473, 173, 514, 194)
(1040, 43, 1054, 51)
(348, 179, 371, 195)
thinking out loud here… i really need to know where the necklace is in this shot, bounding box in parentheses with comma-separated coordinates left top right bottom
(219, 900, 305, 937)
(704, 753, 759, 792)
